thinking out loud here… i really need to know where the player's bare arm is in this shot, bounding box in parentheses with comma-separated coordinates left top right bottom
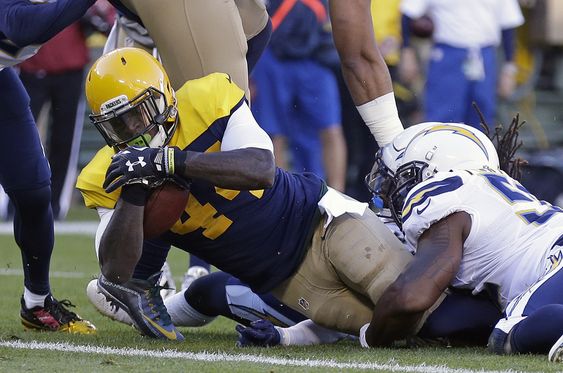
(366, 211, 471, 347)
(180, 147, 275, 190)
(328, 0, 392, 105)
(98, 192, 145, 284)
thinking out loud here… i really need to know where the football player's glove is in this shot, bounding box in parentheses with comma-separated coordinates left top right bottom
(104, 146, 187, 193)
(235, 319, 281, 347)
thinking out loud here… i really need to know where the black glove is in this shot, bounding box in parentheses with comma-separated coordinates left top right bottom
(235, 319, 281, 347)
(104, 146, 187, 193)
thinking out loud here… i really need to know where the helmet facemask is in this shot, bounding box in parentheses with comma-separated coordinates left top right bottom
(364, 149, 397, 211)
(389, 160, 428, 227)
(90, 86, 177, 149)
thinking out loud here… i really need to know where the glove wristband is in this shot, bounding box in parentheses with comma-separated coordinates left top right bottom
(120, 184, 150, 206)
(172, 147, 188, 175)
(359, 323, 371, 348)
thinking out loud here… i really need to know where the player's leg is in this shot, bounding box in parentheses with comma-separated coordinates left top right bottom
(489, 241, 563, 356)
(295, 60, 346, 191)
(466, 46, 497, 129)
(121, 0, 250, 95)
(272, 208, 412, 335)
(46, 70, 85, 219)
(424, 44, 468, 123)
(0, 67, 94, 333)
(418, 291, 503, 346)
(234, 0, 271, 73)
(167, 271, 306, 327)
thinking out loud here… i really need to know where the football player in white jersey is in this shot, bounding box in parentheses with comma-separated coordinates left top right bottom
(361, 123, 563, 362)
(234, 123, 503, 348)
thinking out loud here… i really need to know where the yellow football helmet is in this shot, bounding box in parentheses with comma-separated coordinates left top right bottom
(85, 47, 178, 149)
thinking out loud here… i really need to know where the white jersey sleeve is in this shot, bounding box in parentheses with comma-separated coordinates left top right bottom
(401, 171, 466, 250)
(221, 101, 274, 153)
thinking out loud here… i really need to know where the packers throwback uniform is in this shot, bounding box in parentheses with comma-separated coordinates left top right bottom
(79, 72, 414, 335)
(402, 169, 563, 319)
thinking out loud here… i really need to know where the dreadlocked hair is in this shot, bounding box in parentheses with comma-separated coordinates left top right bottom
(473, 103, 528, 180)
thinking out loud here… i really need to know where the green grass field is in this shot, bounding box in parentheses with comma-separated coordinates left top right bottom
(0, 225, 560, 372)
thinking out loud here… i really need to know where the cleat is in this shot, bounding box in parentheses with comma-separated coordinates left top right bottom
(181, 266, 209, 291)
(20, 295, 96, 334)
(549, 334, 563, 362)
(86, 279, 134, 326)
(97, 272, 184, 341)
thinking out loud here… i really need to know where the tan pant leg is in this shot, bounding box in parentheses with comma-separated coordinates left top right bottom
(121, 0, 249, 97)
(272, 210, 413, 336)
(234, 0, 269, 39)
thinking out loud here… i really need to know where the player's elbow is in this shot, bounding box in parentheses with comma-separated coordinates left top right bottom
(250, 148, 275, 188)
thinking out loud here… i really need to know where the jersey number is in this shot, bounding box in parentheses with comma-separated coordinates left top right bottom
(483, 173, 562, 225)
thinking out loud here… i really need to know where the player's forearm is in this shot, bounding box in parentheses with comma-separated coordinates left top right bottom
(329, 0, 393, 105)
(1, 0, 95, 46)
(276, 319, 348, 346)
(99, 187, 146, 284)
(177, 147, 275, 190)
(366, 278, 433, 346)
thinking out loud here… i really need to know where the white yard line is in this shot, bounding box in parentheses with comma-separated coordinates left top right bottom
(0, 340, 518, 373)
(0, 268, 89, 278)
(0, 222, 98, 235)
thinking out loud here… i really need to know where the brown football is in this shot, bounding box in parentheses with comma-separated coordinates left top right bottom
(143, 181, 189, 239)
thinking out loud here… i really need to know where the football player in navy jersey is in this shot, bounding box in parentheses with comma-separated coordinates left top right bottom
(0, 0, 96, 333)
(77, 47, 415, 341)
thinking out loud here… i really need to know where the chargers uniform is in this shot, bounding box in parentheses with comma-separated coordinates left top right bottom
(402, 169, 563, 314)
(79, 72, 414, 335)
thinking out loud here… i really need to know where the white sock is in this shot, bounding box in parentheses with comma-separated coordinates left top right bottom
(23, 287, 48, 309)
(356, 92, 404, 147)
(164, 291, 216, 327)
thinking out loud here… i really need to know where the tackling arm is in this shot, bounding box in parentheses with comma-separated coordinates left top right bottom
(328, 0, 392, 105)
(0, 0, 96, 46)
(365, 211, 470, 347)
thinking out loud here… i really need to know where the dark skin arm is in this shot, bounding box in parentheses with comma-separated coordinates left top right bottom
(329, 0, 393, 105)
(99, 192, 145, 284)
(179, 147, 275, 190)
(366, 211, 472, 347)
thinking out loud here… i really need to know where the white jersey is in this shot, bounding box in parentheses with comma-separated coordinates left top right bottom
(401, 0, 524, 48)
(402, 170, 563, 310)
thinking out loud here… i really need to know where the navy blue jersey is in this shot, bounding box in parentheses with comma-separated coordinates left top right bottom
(166, 168, 324, 293)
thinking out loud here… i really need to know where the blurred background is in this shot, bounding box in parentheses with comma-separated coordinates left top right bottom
(4, 0, 562, 222)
